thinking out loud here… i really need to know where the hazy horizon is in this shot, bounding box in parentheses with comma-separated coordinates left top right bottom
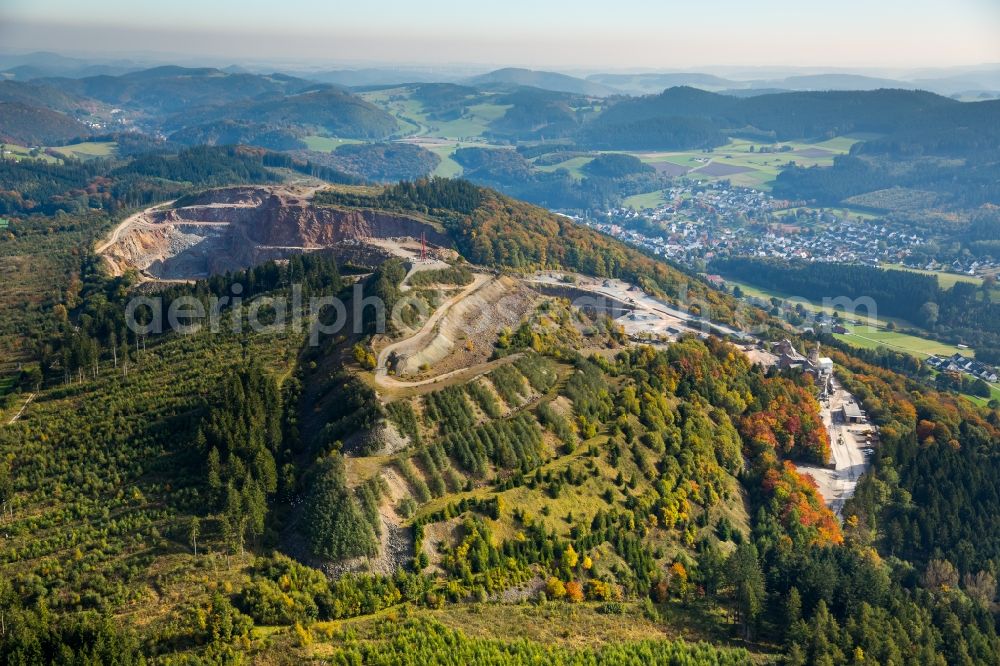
(2, 0, 999, 71)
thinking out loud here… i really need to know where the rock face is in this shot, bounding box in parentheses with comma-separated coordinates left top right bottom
(102, 186, 451, 280)
(396, 276, 534, 376)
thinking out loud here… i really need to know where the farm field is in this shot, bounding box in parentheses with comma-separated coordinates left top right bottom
(445, 102, 511, 137)
(814, 133, 883, 150)
(833, 324, 971, 358)
(48, 140, 117, 160)
(357, 90, 425, 134)
(626, 137, 858, 190)
(814, 206, 880, 221)
(541, 135, 859, 197)
(727, 276, 995, 406)
(623, 189, 671, 209)
(0, 143, 60, 163)
(533, 155, 593, 179)
(361, 87, 511, 140)
(727, 277, 970, 359)
(882, 262, 984, 288)
(965, 383, 1000, 408)
(398, 139, 472, 177)
(427, 144, 464, 177)
(301, 135, 363, 151)
(397, 137, 513, 178)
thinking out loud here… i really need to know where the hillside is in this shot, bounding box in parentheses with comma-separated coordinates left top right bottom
(0, 101, 93, 145)
(173, 86, 399, 139)
(314, 178, 753, 327)
(766, 73, 910, 91)
(41, 66, 315, 117)
(580, 86, 962, 148)
(168, 120, 307, 150)
(0, 80, 106, 115)
(0, 51, 142, 79)
(773, 98, 1000, 207)
(0, 142, 999, 662)
(94, 177, 751, 329)
(294, 142, 441, 182)
(21, 66, 395, 141)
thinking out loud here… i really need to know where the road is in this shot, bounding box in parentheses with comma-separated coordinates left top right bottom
(7, 392, 34, 425)
(526, 272, 746, 339)
(795, 378, 872, 516)
(373, 273, 493, 390)
(374, 269, 746, 395)
(94, 200, 175, 255)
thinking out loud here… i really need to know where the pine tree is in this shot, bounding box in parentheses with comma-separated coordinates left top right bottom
(189, 516, 200, 556)
(727, 542, 765, 639)
(785, 586, 802, 627)
(0, 462, 11, 522)
(304, 454, 377, 560)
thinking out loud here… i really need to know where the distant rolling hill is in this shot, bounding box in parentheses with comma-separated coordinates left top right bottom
(27, 66, 399, 140)
(585, 72, 918, 95)
(580, 86, 962, 148)
(467, 68, 617, 96)
(760, 73, 911, 91)
(0, 51, 144, 80)
(586, 72, 741, 95)
(39, 66, 317, 117)
(304, 68, 455, 87)
(0, 80, 106, 115)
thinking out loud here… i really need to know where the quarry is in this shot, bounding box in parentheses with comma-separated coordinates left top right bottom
(97, 185, 452, 281)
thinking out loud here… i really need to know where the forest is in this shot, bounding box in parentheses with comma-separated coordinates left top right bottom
(449, 146, 660, 210)
(0, 144, 362, 216)
(290, 142, 441, 183)
(0, 141, 999, 663)
(772, 99, 1000, 209)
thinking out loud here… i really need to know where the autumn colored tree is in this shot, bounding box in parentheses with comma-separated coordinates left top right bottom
(565, 581, 584, 603)
(545, 577, 566, 600)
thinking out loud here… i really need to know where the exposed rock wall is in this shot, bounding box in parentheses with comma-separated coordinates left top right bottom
(103, 186, 452, 280)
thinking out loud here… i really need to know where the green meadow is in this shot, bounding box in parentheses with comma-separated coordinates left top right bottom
(1, 143, 60, 163)
(533, 155, 594, 180)
(623, 189, 671, 209)
(723, 277, 972, 359)
(361, 87, 512, 140)
(301, 135, 363, 151)
(424, 143, 465, 177)
(833, 324, 971, 358)
(48, 141, 117, 160)
(882, 263, 984, 289)
(628, 137, 858, 190)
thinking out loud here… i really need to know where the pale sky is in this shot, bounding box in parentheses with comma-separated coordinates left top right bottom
(2, 0, 999, 70)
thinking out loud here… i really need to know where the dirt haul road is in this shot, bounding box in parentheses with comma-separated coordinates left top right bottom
(6, 392, 34, 425)
(373, 272, 493, 390)
(95, 200, 175, 255)
(525, 273, 745, 339)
